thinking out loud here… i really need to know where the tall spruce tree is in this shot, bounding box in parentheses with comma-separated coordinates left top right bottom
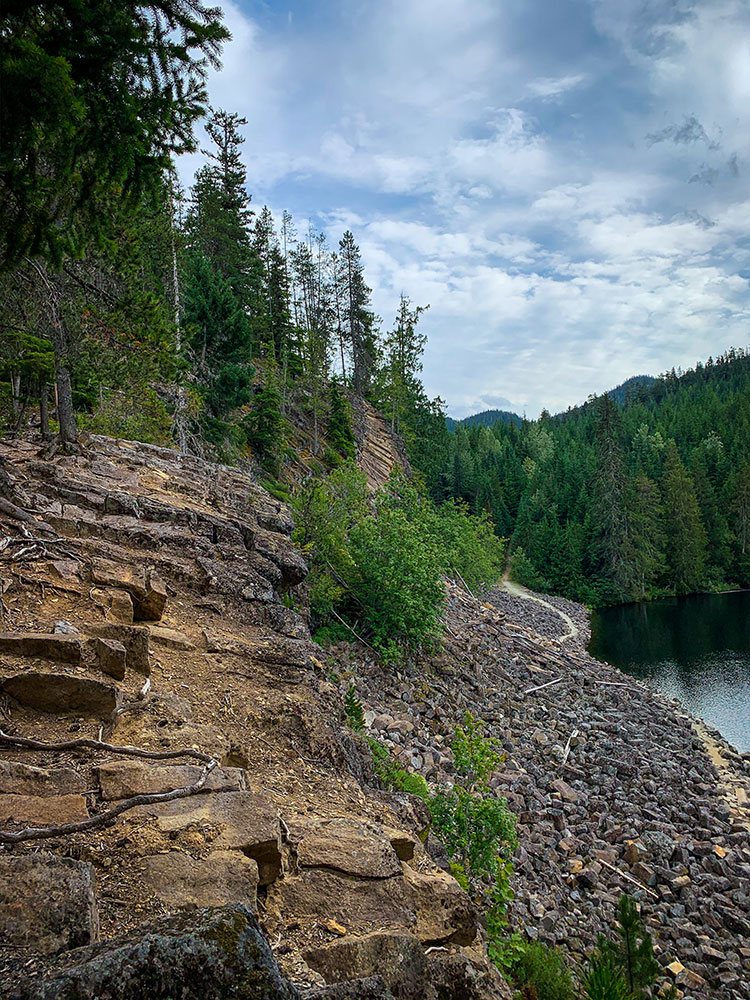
(661, 442, 707, 592)
(339, 231, 377, 398)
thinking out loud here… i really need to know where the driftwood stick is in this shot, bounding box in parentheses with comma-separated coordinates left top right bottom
(597, 857, 659, 899)
(560, 729, 579, 768)
(524, 676, 564, 696)
(331, 608, 374, 650)
(0, 729, 212, 764)
(0, 760, 218, 844)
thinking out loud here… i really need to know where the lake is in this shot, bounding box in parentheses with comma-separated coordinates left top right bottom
(589, 591, 750, 753)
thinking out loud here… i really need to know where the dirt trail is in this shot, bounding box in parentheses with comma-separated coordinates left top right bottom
(499, 578, 578, 643)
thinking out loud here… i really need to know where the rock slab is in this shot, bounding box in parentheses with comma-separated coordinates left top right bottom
(0, 854, 98, 956)
(9, 904, 296, 1000)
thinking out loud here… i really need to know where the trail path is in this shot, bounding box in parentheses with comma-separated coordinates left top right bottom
(499, 577, 578, 643)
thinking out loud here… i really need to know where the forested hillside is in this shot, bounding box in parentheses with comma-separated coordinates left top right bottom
(435, 351, 750, 605)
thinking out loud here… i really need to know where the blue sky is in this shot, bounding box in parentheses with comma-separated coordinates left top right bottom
(179, 0, 750, 418)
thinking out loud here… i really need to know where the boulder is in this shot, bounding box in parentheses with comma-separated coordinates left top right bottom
(90, 559, 146, 599)
(147, 625, 196, 651)
(98, 760, 244, 800)
(140, 851, 259, 911)
(303, 932, 428, 1000)
(303, 979, 396, 1000)
(132, 572, 167, 622)
(271, 867, 415, 936)
(402, 867, 476, 946)
(294, 818, 402, 878)
(427, 948, 514, 1000)
(1, 672, 121, 717)
(0, 760, 84, 797)
(9, 904, 296, 1000)
(90, 587, 134, 624)
(93, 637, 127, 680)
(0, 793, 89, 826)
(84, 623, 150, 675)
(125, 790, 282, 884)
(0, 633, 81, 664)
(0, 854, 98, 956)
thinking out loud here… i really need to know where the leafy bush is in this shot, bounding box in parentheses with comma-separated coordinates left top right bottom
(292, 465, 505, 659)
(349, 501, 444, 653)
(510, 941, 575, 1000)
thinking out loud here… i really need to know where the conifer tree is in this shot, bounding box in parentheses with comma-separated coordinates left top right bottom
(595, 895, 661, 999)
(381, 294, 429, 436)
(660, 443, 707, 592)
(591, 394, 636, 601)
(339, 231, 377, 398)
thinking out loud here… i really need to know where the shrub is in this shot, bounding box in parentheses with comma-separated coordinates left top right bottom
(510, 941, 575, 1000)
(349, 502, 444, 653)
(292, 465, 505, 659)
(343, 683, 365, 732)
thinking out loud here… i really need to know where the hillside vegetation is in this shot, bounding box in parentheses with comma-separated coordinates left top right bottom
(435, 351, 750, 605)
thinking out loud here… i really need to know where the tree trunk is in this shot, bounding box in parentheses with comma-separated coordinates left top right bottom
(39, 382, 50, 439)
(54, 359, 77, 447)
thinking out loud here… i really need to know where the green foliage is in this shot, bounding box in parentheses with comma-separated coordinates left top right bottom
(593, 895, 660, 999)
(244, 370, 285, 473)
(365, 736, 430, 799)
(349, 501, 445, 653)
(509, 941, 576, 1000)
(327, 378, 356, 460)
(451, 712, 504, 781)
(292, 463, 503, 658)
(1, 2, 228, 269)
(79, 386, 172, 445)
(510, 545, 550, 592)
(343, 683, 365, 732)
(583, 954, 631, 1000)
(433, 350, 750, 606)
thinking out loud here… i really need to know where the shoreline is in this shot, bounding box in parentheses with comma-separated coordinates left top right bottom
(345, 579, 750, 998)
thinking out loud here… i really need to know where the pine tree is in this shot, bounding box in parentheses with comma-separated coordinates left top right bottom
(595, 895, 661, 999)
(186, 109, 262, 317)
(591, 394, 636, 601)
(660, 443, 707, 592)
(583, 954, 630, 1000)
(381, 294, 429, 437)
(328, 378, 356, 461)
(0, 1, 228, 269)
(339, 231, 377, 398)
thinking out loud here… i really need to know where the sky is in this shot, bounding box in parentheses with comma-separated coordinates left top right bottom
(179, 0, 750, 418)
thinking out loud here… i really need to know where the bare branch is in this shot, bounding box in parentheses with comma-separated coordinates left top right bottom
(0, 759, 217, 844)
(0, 729, 212, 764)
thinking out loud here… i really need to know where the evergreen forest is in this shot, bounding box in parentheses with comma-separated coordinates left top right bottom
(2, 3, 749, 614)
(436, 352, 750, 606)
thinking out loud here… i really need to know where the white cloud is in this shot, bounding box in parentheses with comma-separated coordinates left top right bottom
(179, 0, 750, 417)
(527, 74, 588, 101)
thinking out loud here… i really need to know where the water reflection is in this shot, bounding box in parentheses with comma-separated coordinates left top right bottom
(589, 591, 750, 752)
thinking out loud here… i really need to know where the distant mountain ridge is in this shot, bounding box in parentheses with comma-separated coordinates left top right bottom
(603, 374, 657, 406)
(448, 374, 658, 430)
(446, 408, 522, 432)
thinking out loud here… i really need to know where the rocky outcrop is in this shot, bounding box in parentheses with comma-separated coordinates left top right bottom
(0, 854, 99, 956)
(0, 435, 485, 1000)
(10, 905, 295, 1000)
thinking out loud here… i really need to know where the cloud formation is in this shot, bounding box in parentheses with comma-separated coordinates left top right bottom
(181, 0, 750, 417)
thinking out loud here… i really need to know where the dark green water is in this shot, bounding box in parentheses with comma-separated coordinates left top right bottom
(589, 591, 750, 753)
